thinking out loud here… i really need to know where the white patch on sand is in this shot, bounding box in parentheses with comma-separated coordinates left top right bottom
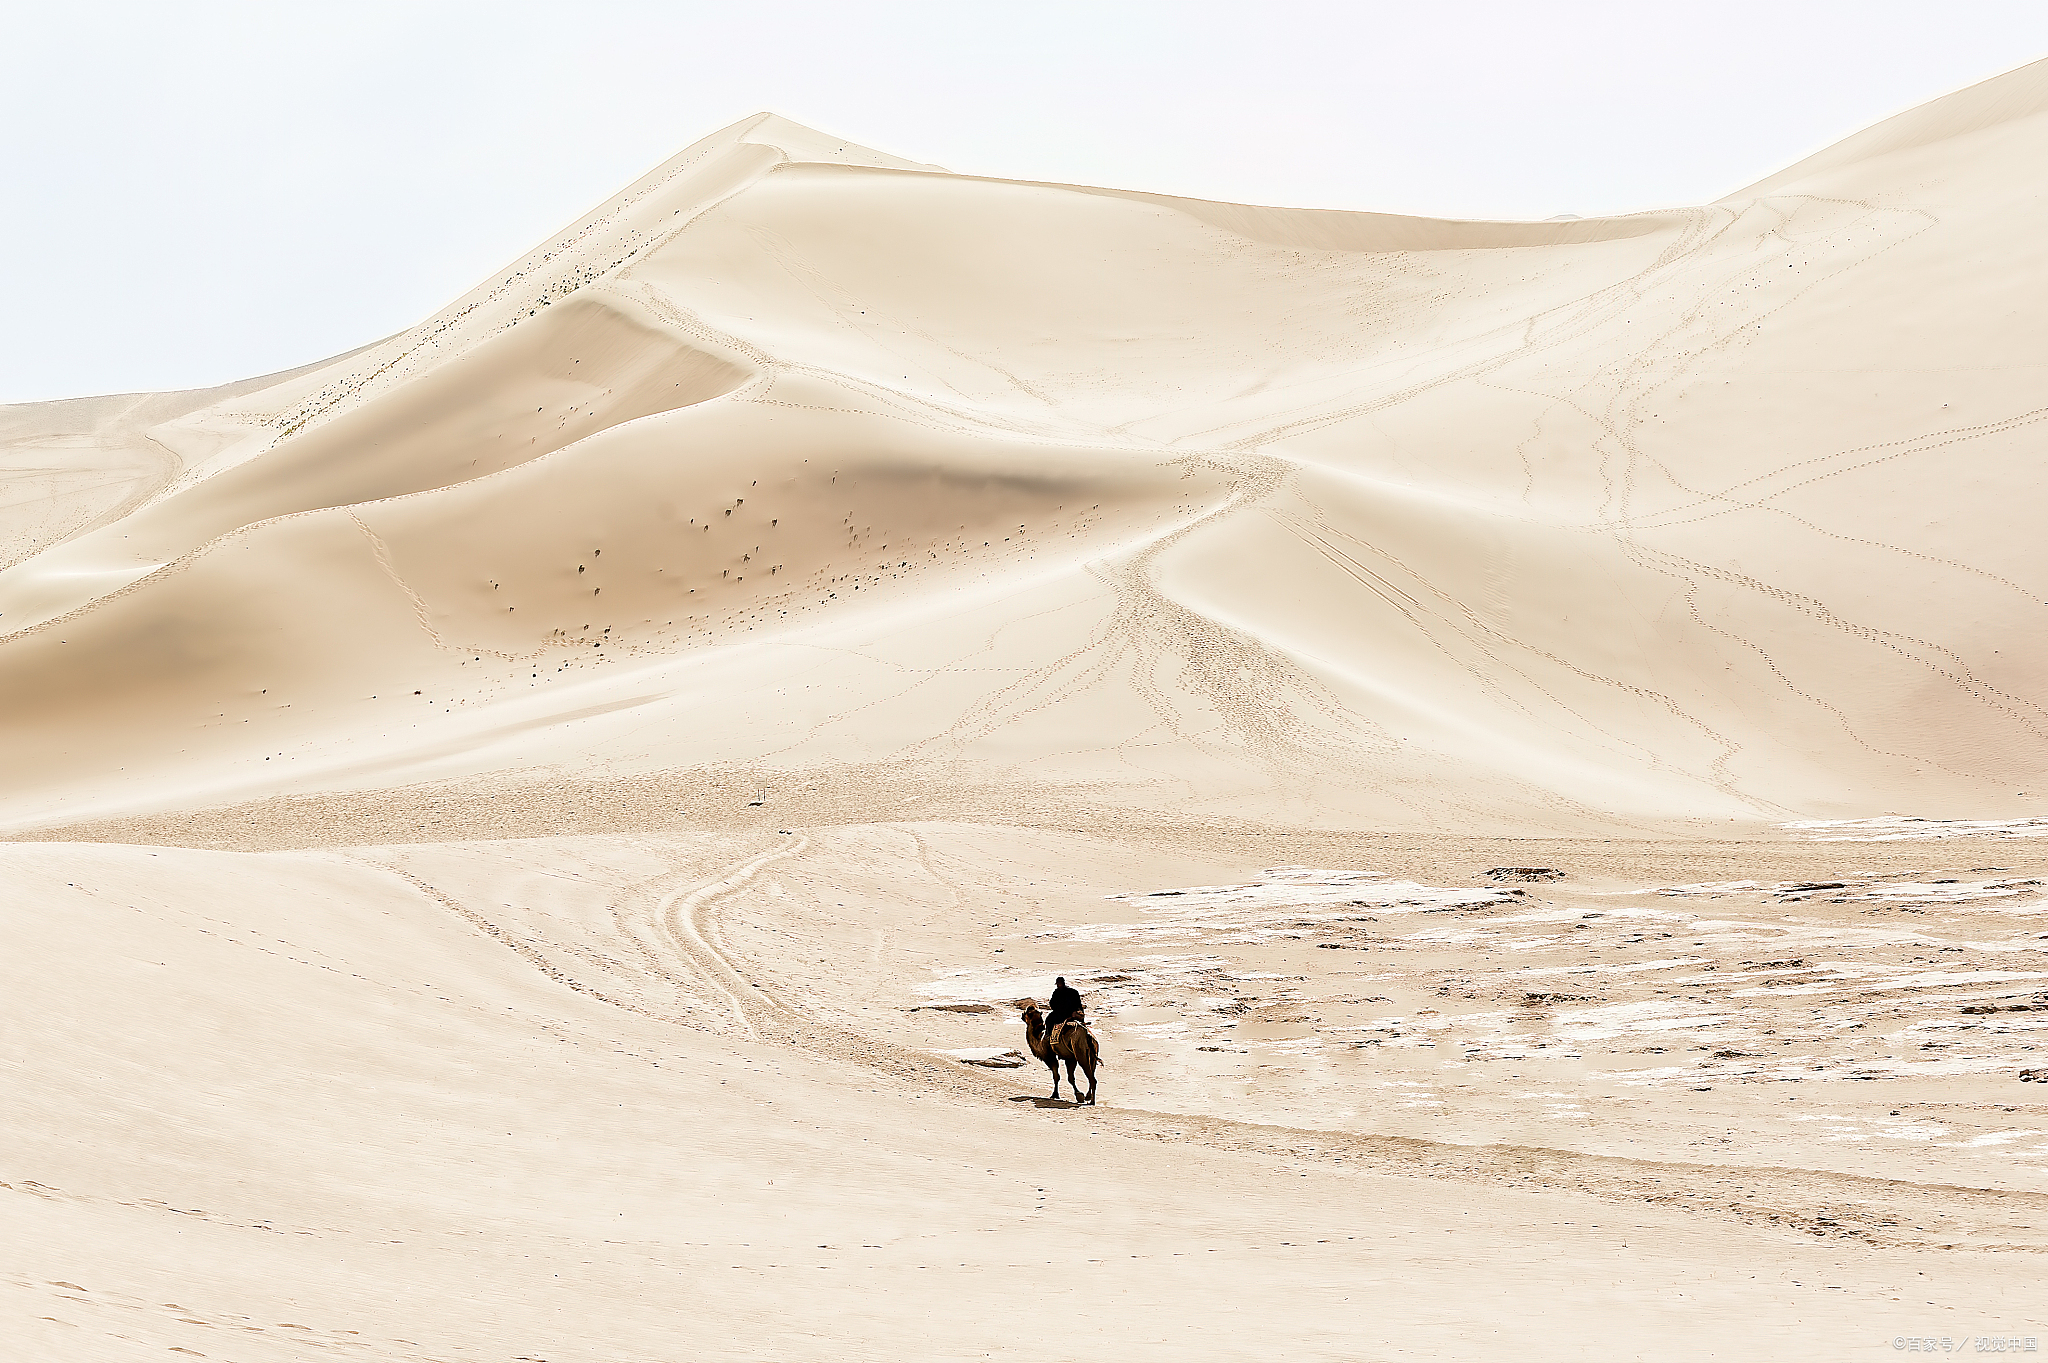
(1090, 867, 1510, 944)
(1657, 875, 2048, 911)
(1957, 1129, 2045, 1147)
(1513, 956, 1711, 978)
(1553, 999, 1736, 1041)
(1780, 818, 2048, 841)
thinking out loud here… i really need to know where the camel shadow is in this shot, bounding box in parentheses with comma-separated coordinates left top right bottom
(1008, 1094, 1083, 1110)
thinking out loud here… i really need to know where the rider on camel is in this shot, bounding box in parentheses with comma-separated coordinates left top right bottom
(1046, 976, 1084, 1033)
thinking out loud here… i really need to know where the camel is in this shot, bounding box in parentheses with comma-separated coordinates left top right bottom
(1020, 1002, 1100, 1105)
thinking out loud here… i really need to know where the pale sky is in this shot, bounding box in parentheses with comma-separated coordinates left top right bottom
(5, 0, 2046, 403)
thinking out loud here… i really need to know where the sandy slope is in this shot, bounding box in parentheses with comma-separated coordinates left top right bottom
(7, 70, 2048, 831)
(4, 66, 2048, 1362)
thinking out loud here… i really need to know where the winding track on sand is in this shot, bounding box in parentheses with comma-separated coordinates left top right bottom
(653, 832, 808, 1040)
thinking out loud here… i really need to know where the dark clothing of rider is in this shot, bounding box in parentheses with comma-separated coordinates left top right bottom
(1046, 977, 1083, 1028)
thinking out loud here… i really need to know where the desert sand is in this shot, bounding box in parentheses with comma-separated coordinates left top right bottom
(5, 61, 2048, 1361)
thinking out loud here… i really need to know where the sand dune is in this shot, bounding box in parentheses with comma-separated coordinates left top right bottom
(5, 65, 2047, 1360)
(9, 74, 2048, 833)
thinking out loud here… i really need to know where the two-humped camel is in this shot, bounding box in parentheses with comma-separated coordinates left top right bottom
(1020, 1002, 1100, 1105)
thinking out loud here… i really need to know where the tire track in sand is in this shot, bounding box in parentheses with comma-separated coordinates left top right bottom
(654, 833, 809, 1040)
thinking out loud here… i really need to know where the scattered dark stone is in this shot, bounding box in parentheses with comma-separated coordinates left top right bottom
(1487, 867, 1564, 883)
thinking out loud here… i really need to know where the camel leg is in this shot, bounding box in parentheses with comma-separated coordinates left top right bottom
(1045, 1056, 1061, 1100)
